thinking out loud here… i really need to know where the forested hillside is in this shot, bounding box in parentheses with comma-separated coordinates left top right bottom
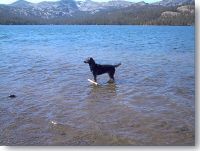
(0, 0, 195, 25)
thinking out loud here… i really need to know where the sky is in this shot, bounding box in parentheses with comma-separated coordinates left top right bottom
(0, 0, 160, 4)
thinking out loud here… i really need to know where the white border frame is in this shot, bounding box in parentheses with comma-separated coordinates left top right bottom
(0, 0, 199, 150)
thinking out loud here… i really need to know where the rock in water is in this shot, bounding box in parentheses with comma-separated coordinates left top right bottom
(9, 94, 16, 98)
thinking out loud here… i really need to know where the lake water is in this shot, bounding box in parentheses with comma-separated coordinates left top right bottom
(0, 25, 195, 145)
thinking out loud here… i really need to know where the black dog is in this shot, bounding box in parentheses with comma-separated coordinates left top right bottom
(84, 57, 121, 83)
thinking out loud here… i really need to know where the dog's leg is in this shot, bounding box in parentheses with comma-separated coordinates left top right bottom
(93, 74, 97, 82)
(108, 71, 115, 83)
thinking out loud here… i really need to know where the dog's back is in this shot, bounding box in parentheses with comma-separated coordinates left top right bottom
(95, 64, 115, 75)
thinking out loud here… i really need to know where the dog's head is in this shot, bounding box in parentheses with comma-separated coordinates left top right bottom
(84, 57, 95, 65)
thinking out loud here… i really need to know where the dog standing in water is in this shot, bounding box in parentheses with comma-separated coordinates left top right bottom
(84, 57, 121, 83)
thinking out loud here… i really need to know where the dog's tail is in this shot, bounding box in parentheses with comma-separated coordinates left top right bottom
(114, 63, 121, 68)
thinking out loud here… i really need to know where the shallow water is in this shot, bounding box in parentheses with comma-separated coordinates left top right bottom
(0, 25, 195, 145)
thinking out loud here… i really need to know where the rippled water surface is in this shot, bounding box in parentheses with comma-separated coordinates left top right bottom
(0, 25, 195, 145)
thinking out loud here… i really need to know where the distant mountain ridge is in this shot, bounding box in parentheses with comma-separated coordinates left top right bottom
(10, 0, 32, 7)
(0, 0, 195, 25)
(6, 0, 195, 12)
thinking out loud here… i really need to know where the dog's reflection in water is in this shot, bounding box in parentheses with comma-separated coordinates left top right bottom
(88, 83, 117, 102)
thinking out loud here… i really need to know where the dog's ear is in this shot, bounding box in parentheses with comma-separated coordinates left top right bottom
(89, 57, 95, 64)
